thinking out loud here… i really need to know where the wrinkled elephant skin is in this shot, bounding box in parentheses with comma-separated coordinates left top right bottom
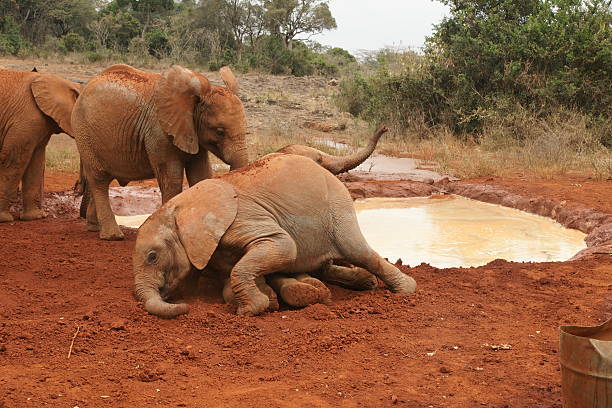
(0, 68, 81, 222)
(72, 64, 248, 240)
(133, 154, 417, 318)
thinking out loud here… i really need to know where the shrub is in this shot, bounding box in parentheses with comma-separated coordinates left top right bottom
(145, 29, 170, 58)
(61, 33, 86, 52)
(0, 16, 26, 56)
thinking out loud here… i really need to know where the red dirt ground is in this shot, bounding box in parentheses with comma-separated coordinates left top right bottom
(1, 173, 611, 407)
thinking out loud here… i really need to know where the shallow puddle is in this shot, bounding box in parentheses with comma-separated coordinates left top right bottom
(351, 154, 457, 182)
(355, 196, 587, 268)
(115, 195, 587, 269)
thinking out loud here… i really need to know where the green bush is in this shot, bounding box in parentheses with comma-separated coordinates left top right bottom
(336, 0, 612, 147)
(0, 16, 26, 56)
(85, 50, 104, 63)
(145, 29, 169, 58)
(61, 33, 86, 52)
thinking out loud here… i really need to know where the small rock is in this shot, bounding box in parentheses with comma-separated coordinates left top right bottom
(391, 394, 399, 404)
(110, 319, 127, 331)
(439, 366, 451, 374)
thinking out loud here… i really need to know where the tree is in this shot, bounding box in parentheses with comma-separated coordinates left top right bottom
(264, 0, 336, 48)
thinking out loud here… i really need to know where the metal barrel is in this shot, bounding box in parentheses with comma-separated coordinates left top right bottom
(560, 317, 612, 407)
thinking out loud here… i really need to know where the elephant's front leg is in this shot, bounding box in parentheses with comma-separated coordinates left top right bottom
(223, 276, 280, 312)
(185, 150, 213, 187)
(20, 139, 50, 221)
(230, 233, 297, 316)
(85, 170, 123, 240)
(0, 139, 35, 223)
(154, 160, 185, 204)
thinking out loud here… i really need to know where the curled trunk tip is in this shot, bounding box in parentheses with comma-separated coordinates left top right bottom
(144, 298, 190, 319)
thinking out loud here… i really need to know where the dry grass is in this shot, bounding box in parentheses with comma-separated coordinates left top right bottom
(43, 118, 610, 182)
(249, 118, 345, 160)
(348, 111, 612, 180)
(46, 133, 80, 173)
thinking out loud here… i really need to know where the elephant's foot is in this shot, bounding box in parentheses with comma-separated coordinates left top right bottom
(99, 225, 124, 241)
(388, 274, 417, 294)
(280, 281, 324, 308)
(295, 275, 331, 305)
(20, 208, 47, 221)
(223, 279, 279, 312)
(0, 211, 14, 223)
(236, 290, 269, 316)
(87, 221, 100, 232)
(319, 265, 378, 291)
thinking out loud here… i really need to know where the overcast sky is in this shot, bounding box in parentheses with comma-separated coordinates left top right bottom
(311, 0, 450, 53)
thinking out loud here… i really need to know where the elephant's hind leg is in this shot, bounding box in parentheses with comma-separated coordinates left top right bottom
(345, 250, 416, 294)
(230, 232, 297, 316)
(85, 196, 99, 232)
(317, 264, 378, 291)
(20, 139, 49, 221)
(85, 171, 123, 240)
(334, 224, 416, 294)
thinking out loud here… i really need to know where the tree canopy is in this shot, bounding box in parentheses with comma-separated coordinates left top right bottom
(0, 0, 344, 75)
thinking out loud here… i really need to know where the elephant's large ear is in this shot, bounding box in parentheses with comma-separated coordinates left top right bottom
(154, 65, 212, 155)
(31, 74, 81, 136)
(219, 66, 239, 94)
(174, 180, 237, 270)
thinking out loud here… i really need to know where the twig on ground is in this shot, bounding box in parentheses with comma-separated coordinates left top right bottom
(67, 326, 80, 358)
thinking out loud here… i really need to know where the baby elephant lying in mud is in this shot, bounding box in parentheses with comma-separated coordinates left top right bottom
(133, 154, 416, 318)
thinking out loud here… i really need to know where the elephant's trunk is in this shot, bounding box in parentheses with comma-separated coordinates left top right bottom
(326, 125, 388, 174)
(228, 144, 249, 171)
(134, 274, 189, 319)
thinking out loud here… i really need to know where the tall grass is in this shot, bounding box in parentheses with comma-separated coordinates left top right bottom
(345, 109, 612, 180)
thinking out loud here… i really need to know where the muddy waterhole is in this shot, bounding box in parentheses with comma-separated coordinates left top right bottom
(115, 195, 586, 268)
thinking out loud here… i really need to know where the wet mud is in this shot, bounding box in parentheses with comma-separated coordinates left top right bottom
(2, 172, 611, 407)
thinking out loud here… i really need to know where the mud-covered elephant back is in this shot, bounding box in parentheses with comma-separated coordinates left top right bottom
(31, 73, 81, 136)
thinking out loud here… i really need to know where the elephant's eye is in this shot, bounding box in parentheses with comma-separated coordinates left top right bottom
(146, 251, 158, 264)
(215, 128, 225, 136)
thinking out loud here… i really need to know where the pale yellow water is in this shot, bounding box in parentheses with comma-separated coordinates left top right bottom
(115, 214, 151, 229)
(116, 195, 587, 269)
(354, 196, 587, 268)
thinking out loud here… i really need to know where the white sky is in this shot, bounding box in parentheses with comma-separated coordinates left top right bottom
(311, 0, 450, 53)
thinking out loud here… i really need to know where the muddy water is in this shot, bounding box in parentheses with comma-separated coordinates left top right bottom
(115, 194, 587, 269)
(354, 196, 587, 268)
(351, 154, 457, 182)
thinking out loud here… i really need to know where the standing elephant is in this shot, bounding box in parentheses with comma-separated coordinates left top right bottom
(72, 64, 248, 240)
(133, 153, 416, 318)
(0, 68, 81, 222)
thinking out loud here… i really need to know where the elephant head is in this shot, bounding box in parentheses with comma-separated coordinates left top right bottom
(133, 179, 238, 318)
(31, 73, 82, 136)
(153, 65, 248, 170)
